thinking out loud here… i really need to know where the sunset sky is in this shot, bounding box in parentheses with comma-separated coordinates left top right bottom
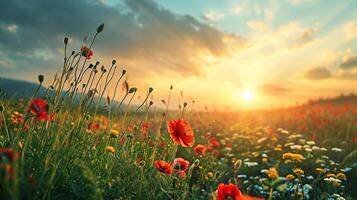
(1, 0, 357, 110)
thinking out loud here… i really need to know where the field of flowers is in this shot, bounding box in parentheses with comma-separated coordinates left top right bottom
(0, 24, 356, 200)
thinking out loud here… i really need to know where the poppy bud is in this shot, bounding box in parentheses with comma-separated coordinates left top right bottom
(97, 23, 104, 33)
(112, 59, 116, 65)
(170, 85, 173, 90)
(82, 84, 86, 88)
(183, 102, 187, 108)
(88, 64, 93, 68)
(148, 87, 153, 93)
(149, 101, 153, 106)
(122, 69, 126, 75)
(38, 75, 44, 83)
(128, 87, 137, 93)
(71, 51, 75, 55)
(85, 114, 90, 120)
(0, 105, 4, 112)
(95, 61, 100, 66)
(64, 37, 68, 45)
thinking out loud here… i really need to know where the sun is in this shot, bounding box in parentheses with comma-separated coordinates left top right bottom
(241, 88, 255, 102)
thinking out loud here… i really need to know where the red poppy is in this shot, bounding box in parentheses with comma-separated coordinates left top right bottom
(154, 160, 172, 175)
(354, 135, 357, 144)
(141, 122, 150, 136)
(209, 137, 221, 148)
(194, 144, 207, 156)
(0, 148, 19, 180)
(0, 148, 19, 162)
(217, 183, 264, 200)
(173, 158, 190, 172)
(88, 122, 100, 130)
(81, 46, 93, 59)
(28, 99, 52, 121)
(167, 119, 194, 147)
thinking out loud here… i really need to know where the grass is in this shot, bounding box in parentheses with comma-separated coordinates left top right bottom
(0, 24, 356, 200)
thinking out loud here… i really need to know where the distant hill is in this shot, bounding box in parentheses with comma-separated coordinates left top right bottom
(0, 78, 144, 112)
(0, 78, 46, 98)
(306, 93, 357, 106)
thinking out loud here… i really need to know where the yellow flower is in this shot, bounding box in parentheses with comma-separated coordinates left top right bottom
(274, 146, 282, 151)
(326, 173, 336, 178)
(336, 173, 347, 180)
(207, 172, 214, 178)
(315, 168, 325, 174)
(284, 159, 292, 164)
(105, 146, 115, 153)
(262, 158, 268, 164)
(293, 168, 304, 176)
(282, 153, 305, 162)
(267, 167, 279, 180)
(286, 174, 295, 181)
(110, 129, 120, 137)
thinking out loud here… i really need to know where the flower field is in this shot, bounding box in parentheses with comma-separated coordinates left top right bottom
(0, 24, 356, 200)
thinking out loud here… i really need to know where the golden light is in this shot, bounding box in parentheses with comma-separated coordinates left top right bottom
(241, 88, 255, 102)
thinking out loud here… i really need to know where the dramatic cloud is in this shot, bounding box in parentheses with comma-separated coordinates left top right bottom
(305, 67, 331, 80)
(0, 0, 244, 78)
(257, 84, 290, 96)
(339, 55, 357, 70)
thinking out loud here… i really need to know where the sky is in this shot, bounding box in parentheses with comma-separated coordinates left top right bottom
(1, 0, 357, 110)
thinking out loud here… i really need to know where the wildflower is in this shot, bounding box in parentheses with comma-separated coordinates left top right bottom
(194, 144, 207, 156)
(326, 173, 336, 178)
(274, 146, 282, 151)
(282, 153, 305, 162)
(10, 111, 24, 124)
(290, 145, 302, 150)
(336, 173, 347, 180)
(154, 160, 172, 175)
(216, 183, 263, 200)
(105, 146, 115, 153)
(262, 158, 268, 164)
(28, 99, 53, 121)
(286, 174, 295, 181)
(110, 129, 120, 137)
(0, 148, 19, 180)
(331, 147, 342, 152)
(315, 168, 325, 174)
(324, 177, 341, 187)
(173, 158, 190, 172)
(209, 137, 221, 148)
(266, 167, 279, 180)
(293, 168, 304, 176)
(207, 172, 214, 178)
(141, 122, 150, 135)
(0, 148, 19, 162)
(167, 119, 194, 147)
(81, 46, 93, 59)
(244, 162, 258, 167)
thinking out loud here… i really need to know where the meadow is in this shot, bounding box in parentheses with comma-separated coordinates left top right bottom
(0, 24, 356, 200)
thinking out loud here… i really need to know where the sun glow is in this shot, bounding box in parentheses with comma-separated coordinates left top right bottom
(241, 88, 255, 102)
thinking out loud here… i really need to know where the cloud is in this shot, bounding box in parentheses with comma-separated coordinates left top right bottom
(202, 11, 225, 22)
(0, 0, 245, 78)
(247, 20, 271, 32)
(339, 55, 357, 70)
(305, 67, 331, 80)
(342, 21, 357, 40)
(257, 84, 290, 96)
